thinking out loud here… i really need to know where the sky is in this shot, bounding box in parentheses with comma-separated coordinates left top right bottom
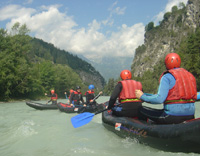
(0, 0, 188, 61)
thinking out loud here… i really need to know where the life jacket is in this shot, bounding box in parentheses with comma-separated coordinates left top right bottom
(85, 90, 95, 103)
(118, 79, 142, 103)
(160, 68, 197, 104)
(84, 90, 95, 95)
(51, 93, 58, 101)
(73, 91, 82, 102)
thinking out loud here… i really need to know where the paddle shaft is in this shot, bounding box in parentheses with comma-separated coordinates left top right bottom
(86, 92, 102, 105)
(95, 108, 108, 115)
(94, 103, 121, 115)
(71, 102, 120, 128)
(93, 92, 102, 101)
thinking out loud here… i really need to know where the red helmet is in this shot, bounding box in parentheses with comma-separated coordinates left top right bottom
(51, 90, 55, 94)
(165, 53, 181, 70)
(120, 70, 132, 80)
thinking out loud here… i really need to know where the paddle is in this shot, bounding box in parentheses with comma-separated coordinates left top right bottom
(71, 107, 108, 128)
(71, 102, 120, 128)
(92, 91, 103, 102)
(64, 92, 68, 100)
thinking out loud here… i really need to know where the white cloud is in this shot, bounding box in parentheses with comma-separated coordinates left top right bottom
(154, 0, 188, 24)
(114, 7, 126, 15)
(0, 4, 35, 21)
(1, 4, 144, 60)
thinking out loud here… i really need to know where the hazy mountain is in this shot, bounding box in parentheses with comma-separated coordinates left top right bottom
(78, 55, 133, 81)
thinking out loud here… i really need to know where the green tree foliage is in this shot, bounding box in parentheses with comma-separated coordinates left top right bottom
(133, 59, 165, 94)
(0, 23, 90, 101)
(0, 24, 32, 100)
(171, 6, 178, 13)
(103, 78, 116, 96)
(30, 38, 105, 87)
(179, 2, 185, 9)
(54, 64, 82, 96)
(163, 12, 171, 21)
(145, 22, 154, 32)
(175, 28, 200, 90)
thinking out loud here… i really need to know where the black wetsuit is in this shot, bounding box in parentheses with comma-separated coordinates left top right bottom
(70, 91, 84, 105)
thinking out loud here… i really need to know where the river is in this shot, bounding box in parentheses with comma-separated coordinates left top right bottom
(0, 96, 200, 156)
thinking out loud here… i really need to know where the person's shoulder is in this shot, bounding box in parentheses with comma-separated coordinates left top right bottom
(162, 72, 175, 81)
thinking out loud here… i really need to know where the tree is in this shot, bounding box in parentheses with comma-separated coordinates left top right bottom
(10, 22, 30, 36)
(145, 22, 154, 32)
(103, 78, 116, 95)
(163, 12, 171, 21)
(172, 6, 178, 13)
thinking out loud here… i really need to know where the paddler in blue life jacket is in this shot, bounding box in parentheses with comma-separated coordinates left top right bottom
(84, 84, 102, 106)
(70, 86, 84, 106)
(107, 69, 143, 118)
(135, 53, 197, 124)
(45, 89, 58, 105)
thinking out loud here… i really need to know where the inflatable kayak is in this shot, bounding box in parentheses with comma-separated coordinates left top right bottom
(57, 102, 104, 113)
(56, 102, 82, 113)
(102, 103, 200, 153)
(26, 101, 58, 110)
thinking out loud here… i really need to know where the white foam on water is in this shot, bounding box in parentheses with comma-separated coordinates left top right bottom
(15, 120, 38, 137)
(71, 147, 95, 154)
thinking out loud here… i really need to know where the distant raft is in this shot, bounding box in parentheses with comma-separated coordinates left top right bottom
(26, 101, 58, 110)
(102, 101, 200, 153)
(57, 102, 104, 113)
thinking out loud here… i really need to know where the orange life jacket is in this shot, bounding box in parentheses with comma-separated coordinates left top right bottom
(73, 91, 82, 102)
(118, 79, 142, 103)
(84, 90, 95, 95)
(51, 93, 58, 101)
(160, 68, 197, 104)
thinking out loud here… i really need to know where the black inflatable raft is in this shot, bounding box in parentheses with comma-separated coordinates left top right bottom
(57, 102, 104, 113)
(102, 105, 200, 153)
(26, 101, 58, 110)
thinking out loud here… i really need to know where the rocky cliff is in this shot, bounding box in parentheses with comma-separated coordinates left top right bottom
(131, 0, 200, 77)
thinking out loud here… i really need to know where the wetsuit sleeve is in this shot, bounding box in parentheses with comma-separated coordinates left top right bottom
(46, 94, 52, 103)
(108, 83, 122, 109)
(140, 73, 176, 104)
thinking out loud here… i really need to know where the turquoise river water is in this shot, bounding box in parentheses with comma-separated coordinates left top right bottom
(1, 96, 200, 156)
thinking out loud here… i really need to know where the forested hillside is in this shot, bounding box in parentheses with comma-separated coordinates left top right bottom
(0, 23, 105, 101)
(30, 38, 105, 89)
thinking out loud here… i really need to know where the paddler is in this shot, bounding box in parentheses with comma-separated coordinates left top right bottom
(107, 69, 143, 118)
(45, 89, 58, 105)
(69, 86, 84, 106)
(136, 53, 197, 124)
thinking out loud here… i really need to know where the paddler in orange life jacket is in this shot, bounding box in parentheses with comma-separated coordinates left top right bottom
(45, 89, 58, 105)
(84, 84, 102, 106)
(70, 86, 84, 106)
(135, 53, 197, 124)
(107, 69, 143, 118)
